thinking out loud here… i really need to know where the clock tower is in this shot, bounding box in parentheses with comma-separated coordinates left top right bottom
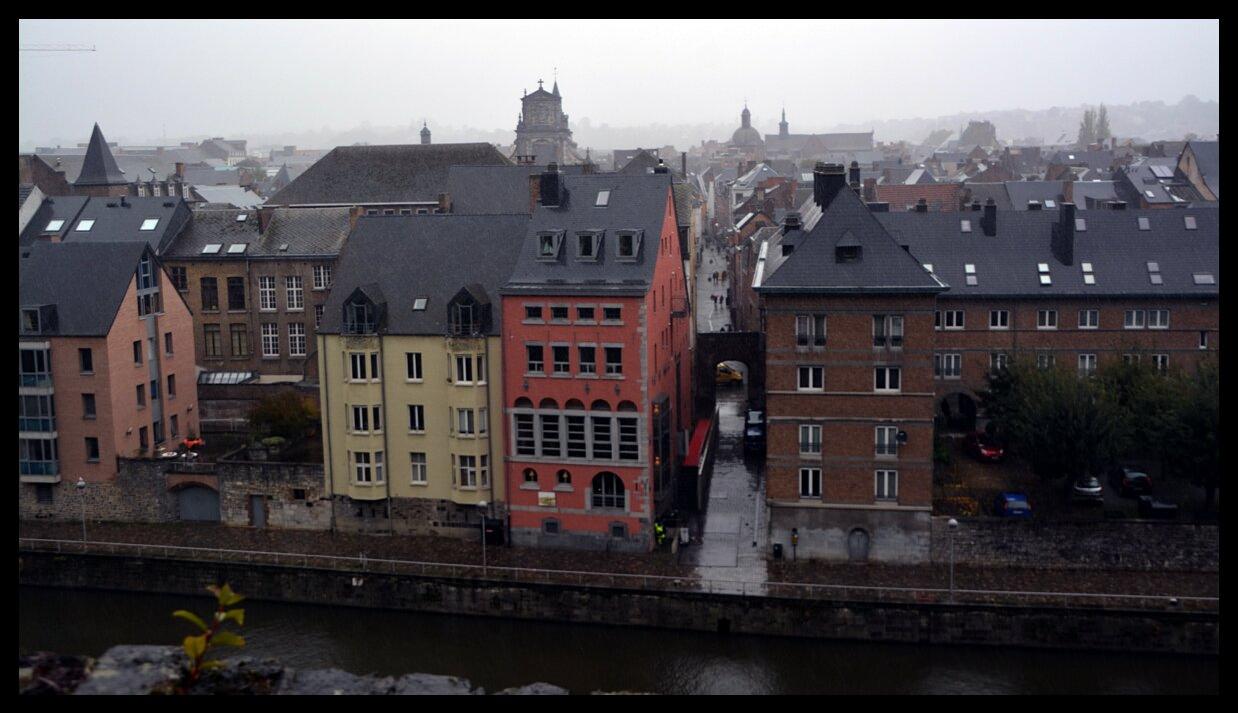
(513, 78, 581, 165)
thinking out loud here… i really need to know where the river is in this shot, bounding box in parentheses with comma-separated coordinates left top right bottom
(18, 587, 1217, 694)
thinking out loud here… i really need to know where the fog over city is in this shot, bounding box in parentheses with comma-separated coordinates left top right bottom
(19, 19, 1218, 151)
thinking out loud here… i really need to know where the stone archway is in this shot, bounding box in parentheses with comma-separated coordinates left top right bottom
(694, 331, 765, 412)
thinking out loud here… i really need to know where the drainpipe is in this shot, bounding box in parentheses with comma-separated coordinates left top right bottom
(483, 334, 497, 527)
(378, 334, 393, 533)
(320, 332, 336, 532)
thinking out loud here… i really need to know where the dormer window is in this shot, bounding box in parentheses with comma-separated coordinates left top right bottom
(835, 245, 861, 263)
(537, 231, 564, 261)
(577, 231, 602, 261)
(615, 230, 642, 261)
(21, 308, 40, 333)
(451, 302, 476, 335)
(345, 301, 376, 334)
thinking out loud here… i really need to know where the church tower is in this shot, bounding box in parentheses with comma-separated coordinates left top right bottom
(420, 121, 431, 145)
(513, 77, 581, 165)
(779, 107, 789, 138)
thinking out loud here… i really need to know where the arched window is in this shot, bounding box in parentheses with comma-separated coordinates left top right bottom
(539, 397, 559, 410)
(556, 469, 572, 485)
(523, 468, 538, 483)
(514, 397, 534, 409)
(617, 400, 638, 412)
(565, 399, 586, 411)
(591, 472, 625, 509)
(590, 399, 611, 411)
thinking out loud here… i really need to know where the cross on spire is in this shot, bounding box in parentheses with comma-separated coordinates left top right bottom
(538, 78, 544, 89)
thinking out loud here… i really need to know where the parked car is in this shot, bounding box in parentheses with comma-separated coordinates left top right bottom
(1137, 495, 1179, 520)
(1108, 466, 1152, 498)
(964, 432, 1005, 462)
(993, 492, 1032, 518)
(715, 363, 743, 385)
(1071, 476, 1104, 503)
(744, 410, 765, 453)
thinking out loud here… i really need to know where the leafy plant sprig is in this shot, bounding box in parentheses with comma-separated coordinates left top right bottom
(172, 584, 246, 692)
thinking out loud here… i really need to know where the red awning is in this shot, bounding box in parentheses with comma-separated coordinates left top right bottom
(682, 418, 712, 468)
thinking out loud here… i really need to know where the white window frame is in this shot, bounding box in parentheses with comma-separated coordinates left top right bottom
(261, 323, 279, 358)
(258, 276, 277, 311)
(410, 452, 427, 484)
(1124, 309, 1146, 329)
(942, 310, 965, 330)
(408, 404, 426, 433)
(526, 343, 545, 375)
(353, 451, 372, 483)
(875, 426, 899, 457)
(874, 366, 901, 393)
(285, 275, 304, 311)
(799, 424, 822, 456)
(1148, 309, 1169, 329)
(455, 354, 474, 384)
(991, 352, 1009, 371)
(989, 310, 1009, 330)
(406, 352, 423, 381)
(1078, 353, 1097, 376)
(1079, 309, 1099, 329)
(797, 365, 824, 391)
(875, 469, 898, 500)
(457, 407, 476, 436)
(934, 353, 962, 380)
(313, 264, 332, 290)
(288, 322, 306, 357)
(1037, 309, 1058, 329)
(1153, 354, 1169, 373)
(799, 467, 821, 498)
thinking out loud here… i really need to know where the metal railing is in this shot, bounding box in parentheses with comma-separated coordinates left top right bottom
(17, 538, 1218, 612)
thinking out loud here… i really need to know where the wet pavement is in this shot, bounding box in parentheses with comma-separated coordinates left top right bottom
(696, 241, 732, 333)
(680, 388, 768, 594)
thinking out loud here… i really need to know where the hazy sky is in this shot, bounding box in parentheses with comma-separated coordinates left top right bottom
(19, 19, 1219, 148)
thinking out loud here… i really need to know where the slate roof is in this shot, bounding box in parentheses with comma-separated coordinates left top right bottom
(961, 183, 1013, 210)
(1184, 141, 1219, 198)
(265, 143, 512, 206)
(874, 207, 1218, 298)
(190, 185, 266, 209)
(618, 149, 662, 175)
(74, 124, 129, 187)
(54, 196, 192, 254)
(165, 207, 351, 258)
(19, 241, 148, 336)
(1115, 159, 1194, 206)
(763, 132, 874, 153)
(734, 163, 781, 191)
(759, 186, 946, 294)
(18, 195, 90, 249)
(502, 172, 674, 295)
(19, 184, 34, 208)
(318, 214, 528, 335)
(1069, 181, 1119, 208)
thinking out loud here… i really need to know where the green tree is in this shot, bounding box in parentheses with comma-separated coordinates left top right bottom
(1077, 108, 1097, 147)
(1167, 358, 1220, 508)
(1095, 104, 1111, 143)
(248, 391, 319, 442)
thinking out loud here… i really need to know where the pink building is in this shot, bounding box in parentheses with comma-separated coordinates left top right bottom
(501, 166, 692, 551)
(19, 241, 198, 503)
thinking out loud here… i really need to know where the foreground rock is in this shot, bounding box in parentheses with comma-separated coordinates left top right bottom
(21, 646, 579, 695)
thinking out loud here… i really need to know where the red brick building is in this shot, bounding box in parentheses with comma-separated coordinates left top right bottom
(501, 166, 692, 551)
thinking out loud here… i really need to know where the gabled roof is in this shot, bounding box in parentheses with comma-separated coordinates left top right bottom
(165, 207, 351, 259)
(18, 195, 90, 249)
(1184, 141, 1219, 198)
(319, 214, 527, 335)
(759, 186, 945, 294)
(875, 207, 1217, 298)
(265, 143, 512, 206)
(74, 124, 129, 187)
(55, 196, 192, 254)
(19, 241, 149, 336)
(190, 185, 265, 209)
(503, 173, 673, 295)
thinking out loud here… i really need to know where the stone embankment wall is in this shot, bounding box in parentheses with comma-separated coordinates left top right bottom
(930, 517, 1220, 572)
(19, 552, 1219, 656)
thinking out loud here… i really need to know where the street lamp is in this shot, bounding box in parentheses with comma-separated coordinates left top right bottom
(947, 517, 959, 602)
(477, 500, 488, 577)
(75, 477, 87, 541)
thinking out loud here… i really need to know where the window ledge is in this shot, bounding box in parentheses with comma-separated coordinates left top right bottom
(519, 482, 541, 491)
(553, 484, 574, 493)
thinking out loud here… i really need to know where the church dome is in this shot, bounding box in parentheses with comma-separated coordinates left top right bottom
(730, 105, 764, 148)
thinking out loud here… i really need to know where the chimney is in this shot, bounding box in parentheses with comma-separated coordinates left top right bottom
(259, 206, 276, 234)
(915, 198, 928, 213)
(848, 161, 861, 191)
(1027, 200, 1042, 210)
(539, 163, 563, 207)
(1052, 202, 1076, 265)
(681, 151, 688, 179)
(866, 201, 890, 213)
(970, 200, 982, 211)
(862, 177, 877, 202)
(437, 192, 452, 213)
(783, 211, 802, 231)
(653, 158, 669, 174)
(812, 162, 847, 210)
(1062, 177, 1074, 204)
(175, 162, 185, 179)
(527, 173, 541, 213)
(981, 197, 998, 236)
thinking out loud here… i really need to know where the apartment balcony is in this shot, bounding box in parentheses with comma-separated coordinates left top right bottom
(18, 374, 53, 389)
(19, 461, 60, 484)
(18, 417, 56, 433)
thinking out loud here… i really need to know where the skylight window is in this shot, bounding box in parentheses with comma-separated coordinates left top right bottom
(1075, 218, 1086, 232)
(1081, 262, 1093, 272)
(1138, 217, 1150, 230)
(1145, 190, 1156, 199)
(1193, 273, 1215, 285)
(1150, 274, 1163, 285)
(595, 190, 611, 207)
(1184, 216, 1197, 230)
(1150, 165, 1175, 179)
(960, 220, 971, 233)
(1083, 274, 1096, 285)
(45, 219, 64, 232)
(236, 213, 248, 222)
(964, 264, 976, 274)
(75, 219, 95, 232)
(413, 298, 428, 310)
(227, 243, 247, 254)
(1037, 263, 1050, 273)
(1039, 274, 1052, 285)
(965, 275, 978, 286)
(1044, 199, 1056, 208)
(202, 244, 222, 254)
(140, 218, 159, 231)
(1147, 262, 1160, 273)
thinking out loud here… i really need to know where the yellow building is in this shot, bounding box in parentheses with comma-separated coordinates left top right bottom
(316, 214, 526, 536)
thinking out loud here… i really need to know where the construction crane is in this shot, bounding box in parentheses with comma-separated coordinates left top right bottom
(20, 44, 95, 52)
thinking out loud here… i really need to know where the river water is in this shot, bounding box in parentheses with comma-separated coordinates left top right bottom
(19, 587, 1217, 694)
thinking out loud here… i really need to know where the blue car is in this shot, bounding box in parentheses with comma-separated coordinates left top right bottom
(994, 492, 1032, 518)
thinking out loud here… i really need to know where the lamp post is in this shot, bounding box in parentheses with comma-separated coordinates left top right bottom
(477, 500, 488, 577)
(790, 527, 798, 561)
(75, 477, 87, 541)
(947, 517, 959, 602)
